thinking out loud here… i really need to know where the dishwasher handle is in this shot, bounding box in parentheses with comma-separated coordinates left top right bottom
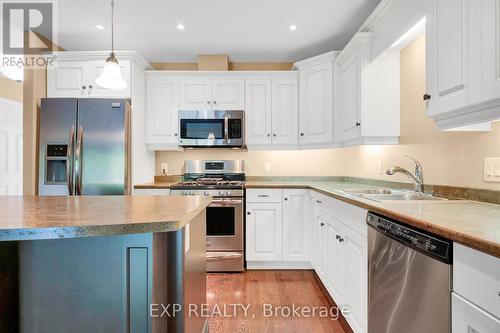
(367, 212, 452, 264)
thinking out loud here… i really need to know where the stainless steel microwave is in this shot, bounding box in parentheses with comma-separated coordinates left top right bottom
(178, 110, 244, 148)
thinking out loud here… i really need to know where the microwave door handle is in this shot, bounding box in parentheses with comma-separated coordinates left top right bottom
(224, 115, 229, 144)
(66, 126, 75, 195)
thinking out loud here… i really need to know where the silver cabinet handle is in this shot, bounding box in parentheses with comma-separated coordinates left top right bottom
(66, 126, 75, 195)
(316, 200, 322, 204)
(320, 222, 325, 227)
(257, 194, 269, 198)
(75, 126, 83, 195)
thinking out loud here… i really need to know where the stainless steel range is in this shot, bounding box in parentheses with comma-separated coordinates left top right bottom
(171, 160, 245, 272)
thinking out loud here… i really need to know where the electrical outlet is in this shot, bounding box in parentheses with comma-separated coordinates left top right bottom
(484, 158, 500, 182)
(377, 160, 384, 175)
(160, 163, 169, 175)
(264, 162, 271, 174)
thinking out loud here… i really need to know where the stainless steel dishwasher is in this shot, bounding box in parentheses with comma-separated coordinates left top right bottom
(367, 212, 452, 333)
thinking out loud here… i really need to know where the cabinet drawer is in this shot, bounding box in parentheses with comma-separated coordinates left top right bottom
(454, 243, 500, 318)
(452, 293, 500, 333)
(246, 189, 283, 203)
(311, 191, 368, 237)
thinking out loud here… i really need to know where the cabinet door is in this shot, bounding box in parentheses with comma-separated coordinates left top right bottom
(325, 218, 344, 304)
(246, 202, 283, 261)
(282, 190, 308, 261)
(245, 79, 272, 145)
(482, 0, 500, 101)
(271, 78, 299, 146)
(312, 207, 328, 283)
(299, 62, 334, 146)
(452, 293, 500, 333)
(179, 78, 212, 110)
(341, 224, 367, 333)
(211, 78, 245, 109)
(146, 78, 179, 145)
(47, 61, 88, 98)
(337, 53, 362, 143)
(87, 60, 131, 98)
(426, 0, 482, 116)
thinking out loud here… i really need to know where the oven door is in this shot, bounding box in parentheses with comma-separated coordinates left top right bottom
(178, 110, 243, 147)
(206, 198, 243, 251)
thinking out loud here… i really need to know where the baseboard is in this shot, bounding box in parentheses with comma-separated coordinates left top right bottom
(312, 271, 354, 333)
(246, 261, 312, 270)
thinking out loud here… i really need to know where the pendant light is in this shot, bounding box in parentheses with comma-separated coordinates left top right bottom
(95, 0, 127, 90)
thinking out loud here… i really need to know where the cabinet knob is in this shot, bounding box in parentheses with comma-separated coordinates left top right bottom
(174, 133, 178, 136)
(300, 133, 304, 136)
(284, 197, 288, 201)
(267, 134, 270, 137)
(88, 85, 93, 89)
(423, 94, 431, 101)
(320, 222, 325, 227)
(316, 200, 322, 204)
(207, 101, 211, 104)
(356, 122, 361, 127)
(213, 101, 217, 104)
(336, 235, 340, 240)
(338, 236, 344, 243)
(82, 85, 87, 90)
(247, 211, 251, 215)
(273, 134, 277, 137)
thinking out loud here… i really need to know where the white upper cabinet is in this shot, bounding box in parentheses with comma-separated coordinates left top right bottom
(47, 54, 132, 99)
(211, 78, 245, 109)
(426, 0, 500, 129)
(294, 52, 336, 148)
(271, 78, 299, 146)
(145, 77, 180, 149)
(179, 78, 244, 110)
(245, 79, 273, 145)
(179, 78, 212, 110)
(335, 32, 400, 146)
(47, 61, 88, 98)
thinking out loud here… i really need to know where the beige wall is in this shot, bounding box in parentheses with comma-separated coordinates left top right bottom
(0, 76, 23, 102)
(156, 35, 500, 191)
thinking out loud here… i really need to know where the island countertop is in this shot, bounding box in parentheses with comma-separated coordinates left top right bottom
(0, 195, 212, 241)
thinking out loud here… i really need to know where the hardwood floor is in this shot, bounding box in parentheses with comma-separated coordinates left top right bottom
(206, 270, 348, 333)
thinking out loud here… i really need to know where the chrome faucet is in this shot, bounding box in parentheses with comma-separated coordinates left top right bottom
(386, 155, 424, 193)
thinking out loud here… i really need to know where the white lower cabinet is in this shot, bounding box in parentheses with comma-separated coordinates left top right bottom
(246, 202, 283, 261)
(312, 192, 367, 333)
(452, 293, 500, 333)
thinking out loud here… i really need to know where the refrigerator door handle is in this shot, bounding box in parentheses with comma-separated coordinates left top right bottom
(75, 126, 83, 195)
(66, 126, 75, 195)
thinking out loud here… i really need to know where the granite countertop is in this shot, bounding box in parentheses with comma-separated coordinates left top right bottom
(246, 180, 500, 258)
(0, 195, 212, 241)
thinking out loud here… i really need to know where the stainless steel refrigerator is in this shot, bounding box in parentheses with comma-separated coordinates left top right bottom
(38, 98, 131, 196)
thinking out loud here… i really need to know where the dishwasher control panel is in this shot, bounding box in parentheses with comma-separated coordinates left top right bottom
(367, 212, 452, 263)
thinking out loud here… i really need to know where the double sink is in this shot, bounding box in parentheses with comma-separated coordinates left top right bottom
(339, 188, 447, 202)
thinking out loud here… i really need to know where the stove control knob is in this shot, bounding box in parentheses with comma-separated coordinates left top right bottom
(182, 191, 187, 196)
(225, 191, 230, 196)
(218, 191, 224, 196)
(204, 191, 210, 196)
(189, 191, 195, 196)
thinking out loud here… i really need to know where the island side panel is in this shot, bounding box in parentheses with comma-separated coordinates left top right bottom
(0, 242, 19, 333)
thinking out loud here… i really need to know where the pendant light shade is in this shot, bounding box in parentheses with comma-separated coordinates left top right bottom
(95, 0, 127, 90)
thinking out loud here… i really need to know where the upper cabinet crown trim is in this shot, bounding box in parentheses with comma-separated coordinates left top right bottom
(335, 32, 374, 64)
(50, 51, 151, 69)
(144, 70, 299, 78)
(293, 51, 340, 69)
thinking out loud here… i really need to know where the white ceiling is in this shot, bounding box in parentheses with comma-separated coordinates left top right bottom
(57, 0, 381, 63)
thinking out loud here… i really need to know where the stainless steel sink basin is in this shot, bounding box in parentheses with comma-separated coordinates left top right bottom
(340, 189, 447, 202)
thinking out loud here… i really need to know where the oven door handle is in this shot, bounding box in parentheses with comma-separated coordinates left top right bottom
(206, 252, 243, 261)
(224, 114, 229, 144)
(209, 199, 243, 207)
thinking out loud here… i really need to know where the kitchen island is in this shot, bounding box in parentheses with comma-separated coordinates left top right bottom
(0, 195, 211, 333)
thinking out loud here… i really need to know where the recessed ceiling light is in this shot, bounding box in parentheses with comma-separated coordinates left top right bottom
(289, 25, 297, 31)
(96, 25, 104, 30)
(177, 23, 185, 31)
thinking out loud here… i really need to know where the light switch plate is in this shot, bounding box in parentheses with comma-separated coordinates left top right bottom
(264, 162, 271, 174)
(377, 160, 384, 175)
(484, 158, 500, 182)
